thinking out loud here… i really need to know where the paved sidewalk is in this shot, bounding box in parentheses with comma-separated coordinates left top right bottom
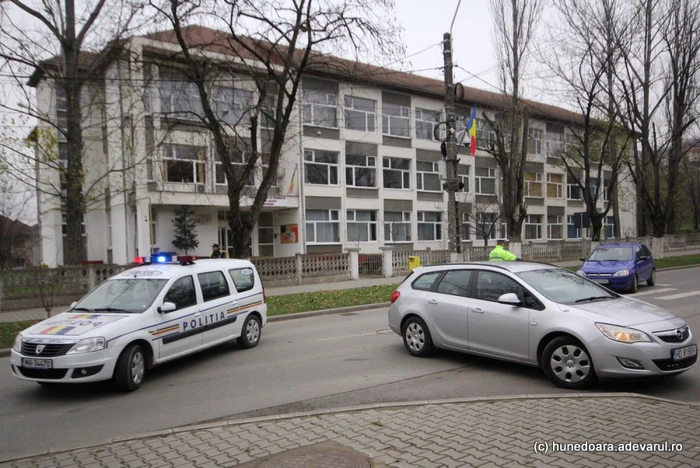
(2, 394, 698, 467)
(3, 249, 699, 324)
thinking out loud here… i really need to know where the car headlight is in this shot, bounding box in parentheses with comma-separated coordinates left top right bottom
(13, 334, 22, 352)
(613, 270, 630, 277)
(67, 337, 106, 354)
(576, 270, 587, 277)
(596, 323, 651, 343)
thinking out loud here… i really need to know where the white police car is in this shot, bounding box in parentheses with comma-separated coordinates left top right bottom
(10, 255, 267, 391)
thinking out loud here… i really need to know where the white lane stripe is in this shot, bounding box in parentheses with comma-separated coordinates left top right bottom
(630, 288, 677, 297)
(657, 290, 700, 300)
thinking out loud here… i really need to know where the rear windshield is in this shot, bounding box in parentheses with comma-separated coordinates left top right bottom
(588, 247, 633, 261)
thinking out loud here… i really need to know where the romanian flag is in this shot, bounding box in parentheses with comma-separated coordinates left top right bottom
(466, 106, 477, 155)
(287, 165, 297, 195)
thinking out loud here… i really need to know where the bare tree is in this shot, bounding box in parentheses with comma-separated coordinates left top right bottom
(484, 0, 542, 249)
(148, 0, 399, 258)
(614, 0, 700, 238)
(0, 0, 146, 264)
(0, 177, 34, 269)
(682, 145, 700, 231)
(543, 0, 631, 241)
(467, 203, 505, 247)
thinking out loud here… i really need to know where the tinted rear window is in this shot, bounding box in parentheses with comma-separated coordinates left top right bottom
(229, 268, 255, 293)
(412, 272, 442, 291)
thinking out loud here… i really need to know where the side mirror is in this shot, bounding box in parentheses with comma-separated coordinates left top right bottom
(158, 302, 177, 314)
(497, 293, 522, 307)
(638, 255, 648, 261)
(579, 257, 587, 262)
(70, 301, 78, 310)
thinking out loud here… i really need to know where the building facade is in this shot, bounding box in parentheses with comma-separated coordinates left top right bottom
(32, 27, 636, 267)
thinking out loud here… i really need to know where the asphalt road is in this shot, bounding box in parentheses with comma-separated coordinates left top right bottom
(1, 267, 699, 461)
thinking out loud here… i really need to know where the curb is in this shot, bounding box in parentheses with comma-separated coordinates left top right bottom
(267, 302, 391, 322)
(3, 392, 699, 463)
(0, 348, 9, 358)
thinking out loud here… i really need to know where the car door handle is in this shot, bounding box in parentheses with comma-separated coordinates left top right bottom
(427, 299, 439, 305)
(472, 308, 484, 314)
(194, 313, 201, 317)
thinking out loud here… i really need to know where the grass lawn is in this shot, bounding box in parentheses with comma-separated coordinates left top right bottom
(266, 283, 398, 317)
(0, 320, 39, 350)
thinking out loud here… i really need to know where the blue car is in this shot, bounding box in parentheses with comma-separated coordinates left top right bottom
(578, 243, 655, 293)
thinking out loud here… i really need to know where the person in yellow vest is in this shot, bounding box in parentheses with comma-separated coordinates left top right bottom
(489, 239, 518, 261)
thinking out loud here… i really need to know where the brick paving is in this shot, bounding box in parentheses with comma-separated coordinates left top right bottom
(2, 395, 699, 467)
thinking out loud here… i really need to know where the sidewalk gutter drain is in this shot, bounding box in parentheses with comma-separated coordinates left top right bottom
(255, 442, 372, 468)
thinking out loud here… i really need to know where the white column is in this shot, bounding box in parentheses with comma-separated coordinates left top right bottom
(380, 246, 394, 278)
(346, 248, 360, 280)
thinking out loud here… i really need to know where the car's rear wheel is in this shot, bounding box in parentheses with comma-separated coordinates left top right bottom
(402, 316, 434, 357)
(237, 314, 261, 349)
(541, 336, 597, 390)
(647, 269, 656, 286)
(629, 274, 638, 293)
(114, 344, 145, 392)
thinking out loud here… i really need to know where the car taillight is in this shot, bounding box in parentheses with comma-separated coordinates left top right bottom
(391, 291, 401, 304)
(262, 284, 267, 303)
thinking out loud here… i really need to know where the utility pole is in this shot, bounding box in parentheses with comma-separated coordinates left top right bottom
(442, 32, 462, 254)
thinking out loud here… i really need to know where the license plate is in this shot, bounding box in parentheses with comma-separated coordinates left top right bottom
(21, 358, 53, 369)
(672, 345, 697, 361)
(593, 279, 609, 284)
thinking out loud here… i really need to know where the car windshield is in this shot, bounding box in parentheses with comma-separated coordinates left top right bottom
(587, 247, 633, 261)
(74, 279, 168, 313)
(516, 268, 617, 304)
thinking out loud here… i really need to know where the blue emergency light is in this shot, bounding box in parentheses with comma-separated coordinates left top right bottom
(133, 253, 195, 266)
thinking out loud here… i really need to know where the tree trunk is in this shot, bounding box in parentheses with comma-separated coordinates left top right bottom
(590, 215, 604, 242)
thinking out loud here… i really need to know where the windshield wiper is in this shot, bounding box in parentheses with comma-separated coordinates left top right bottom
(575, 296, 616, 303)
(71, 307, 94, 312)
(93, 307, 132, 313)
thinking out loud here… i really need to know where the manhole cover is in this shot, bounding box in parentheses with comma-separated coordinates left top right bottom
(259, 445, 371, 468)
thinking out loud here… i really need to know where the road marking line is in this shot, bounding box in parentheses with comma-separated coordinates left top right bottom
(657, 291, 700, 300)
(630, 288, 677, 297)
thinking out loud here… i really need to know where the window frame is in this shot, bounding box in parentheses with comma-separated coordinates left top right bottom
(524, 214, 543, 240)
(528, 128, 543, 155)
(304, 149, 339, 186)
(384, 211, 412, 243)
(547, 173, 564, 199)
(416, 161, 441, 192)
(305, 209, 341, 244)
(524, 172, 543, 198)
(547, 215, 564, 239)
(215, 148, 254, 186)
(383, 157, 411, 190)
(567, 215, 581, 239)
(162, 144, 207, 184)
(347, 210, 378, 243)
(417, 211, 442, 241)
(163, 275, 198, 312)
(475, 167, 497, 195)
(415, 108, 441, 141)
(197, 271, 231, 303)
(302, 89, 338, 128)
(567, 180, 582, 200)
(344, 96, 376, 132)
(346, 154, 377, 188)
(382, 102, 410, 138)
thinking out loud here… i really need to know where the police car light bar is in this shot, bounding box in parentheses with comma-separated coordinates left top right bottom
(133, 254, 197, 266)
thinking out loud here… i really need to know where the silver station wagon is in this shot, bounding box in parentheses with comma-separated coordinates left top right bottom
(388, 262, 697, 389)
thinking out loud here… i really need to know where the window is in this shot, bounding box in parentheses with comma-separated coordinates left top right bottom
(302, 89, 337, 127)
(346, 154, 376, 187)
(258, 212, 274, 257)
(306, 209, 340, 243)
(567, 179, 582, 200)
(475, 212, 504, 240)
(524, 214, 543, 240)
(476, 119, 496, 149)
(150, 209, 157, 247)
(261, 82, 278, 129)
(528, 128, 543, 154)
(589, 178, 599, 199)
(382, 102, 410, 137)
(56, 87, 67, 140)
(458, 165, 470, 192)
(163, 144, 206, 184)
(475, 271, 524, 303)
(384, 211, 411, 242)
(61, 213, 86, 237)
(546, 131, 565, 157)
(261, 153, 278, 188)
(603, 180, 611, 202)
(604, 216, 615, 239)
(417, 211, 442, 241)
(436, 270, 473, 297)
(415, 108, 441, 140)
(197, 271, 230, 302)
(347, 210, 377, 242)
(344, 96, 375, 132)
(475, 167, 496, 195)
(216, 148, 254, 186)
(159, 80, 203, 119)
(229, 268, 255, 293)
(416, 161, 441, 191)
(548, 215, 564, 239)
(461, 212, 470, 240)
(525, 172, 543, 197)
(163, 276, 197, 311)
(412, 272, 442, 291)
(304, 150, 338, 185)
(567, 215, 581, 239)
(383, 157, 411, 189)
(211, 87, 254, 125)
(547, 174, 564, 199)
(517, 269, 615, 305)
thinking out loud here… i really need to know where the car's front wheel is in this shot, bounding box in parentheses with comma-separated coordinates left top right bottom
(237, 314, 262, 349)
(541, 336, 597, 390)
(114, 344, 146, 392)
(629, 274, 638, 293)
(647, 269, 656, 286)
(402, 316, 434, 357)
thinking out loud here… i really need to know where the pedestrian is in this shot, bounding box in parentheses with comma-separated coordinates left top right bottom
(210, 243, 225, 259)
(489, 239, 518, 261)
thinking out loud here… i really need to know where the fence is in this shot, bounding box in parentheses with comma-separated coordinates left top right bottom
(250, 253, 350, 287)
(393, 249, 451, 275)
